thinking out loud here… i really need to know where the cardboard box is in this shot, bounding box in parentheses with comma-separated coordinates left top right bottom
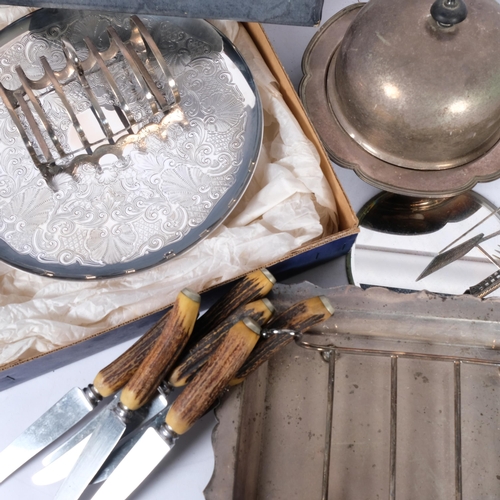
(0, 22, 358, 391)
(0, 0, 325, 26)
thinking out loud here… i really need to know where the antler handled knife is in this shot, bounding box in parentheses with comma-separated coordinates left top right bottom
(33, 297, 275, 485)
(0, 268, 274, 483)
(0, 301, 170, 484)
(90, 295, 334, 492)
(90, 317, 263, 500)
(54, 288, 201, 500)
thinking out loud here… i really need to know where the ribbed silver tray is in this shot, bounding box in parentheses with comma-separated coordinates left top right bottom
(207, 282, 500, 500)
(0, 10, 262, 279)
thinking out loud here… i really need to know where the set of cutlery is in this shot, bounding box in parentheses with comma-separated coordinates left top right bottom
(0, 268, 334, 499)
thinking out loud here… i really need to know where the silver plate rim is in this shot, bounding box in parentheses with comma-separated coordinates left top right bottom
(0, 9, 263, 280)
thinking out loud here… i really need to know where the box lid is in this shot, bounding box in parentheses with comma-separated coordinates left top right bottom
(0, 0, 324, 26)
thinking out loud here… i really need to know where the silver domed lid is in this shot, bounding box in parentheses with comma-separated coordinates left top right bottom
(328, 0, 500, 171)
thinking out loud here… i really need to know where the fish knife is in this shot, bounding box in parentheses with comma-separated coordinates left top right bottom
(33, 297, 275, 484)
(53, 287, 201, 499)
(91, 295, 334, 486)
(89, 317, 263, 500)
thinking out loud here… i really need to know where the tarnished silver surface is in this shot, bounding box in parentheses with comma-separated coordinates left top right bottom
(300, 4, 500, 197)
(329, 0, 500, 171)
(0, 386, 95, 483)
(265, 282, 500, 349)
(206, 282, 500, 500)
(0, 10, 262, 279)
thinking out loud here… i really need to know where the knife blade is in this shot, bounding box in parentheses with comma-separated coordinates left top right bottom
(90, 317, 262, 500)
(31, 388, 170, 486)
(33, 297, 275, 484)
(91, 295, 334, 485)
(0, 300, 172, 484)
(54, 288, 201, 500)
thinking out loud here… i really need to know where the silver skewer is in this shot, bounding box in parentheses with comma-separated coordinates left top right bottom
(439, 207, 500, 254)
(477, 245, 500, 269)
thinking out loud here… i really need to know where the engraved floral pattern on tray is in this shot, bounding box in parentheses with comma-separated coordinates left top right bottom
(0, 13, 253, 268)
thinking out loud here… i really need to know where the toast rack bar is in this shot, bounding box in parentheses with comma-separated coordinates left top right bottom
(294, 337, 500, 500)
(0, 15, 180, 188)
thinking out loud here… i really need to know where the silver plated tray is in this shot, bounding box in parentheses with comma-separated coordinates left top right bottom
(0, 10, 262, 279)
(207, 282, 500, 500)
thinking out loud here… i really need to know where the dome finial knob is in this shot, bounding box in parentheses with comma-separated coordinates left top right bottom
(431, 0, 468, 27)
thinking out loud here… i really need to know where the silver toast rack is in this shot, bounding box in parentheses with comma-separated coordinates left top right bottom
(0, 15, 184, 188)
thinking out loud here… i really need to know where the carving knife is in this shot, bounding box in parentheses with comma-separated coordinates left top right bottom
(89, 317, 264, 500)
(53, 287, 201, 500)
(91, 295, 334, 489)
(32, 297, 275, 485)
